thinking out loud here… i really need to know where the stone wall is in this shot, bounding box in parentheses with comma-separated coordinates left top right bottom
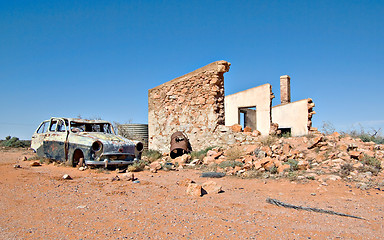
(148, 61, 232, 152)
(225, 84, 274, 136)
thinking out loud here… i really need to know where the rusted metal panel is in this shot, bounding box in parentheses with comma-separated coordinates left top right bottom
(170, 131, 192, 159)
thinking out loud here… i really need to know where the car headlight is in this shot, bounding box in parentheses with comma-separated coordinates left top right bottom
(92, 141, 103, 153)
(135, 142, 144, 152)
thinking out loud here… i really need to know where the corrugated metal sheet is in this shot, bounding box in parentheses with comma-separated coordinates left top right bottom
(118, 124, 148, 150)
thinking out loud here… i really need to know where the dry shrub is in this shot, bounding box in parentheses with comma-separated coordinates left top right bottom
(260, 136, 277, 146)
(225, 147, 244, 161)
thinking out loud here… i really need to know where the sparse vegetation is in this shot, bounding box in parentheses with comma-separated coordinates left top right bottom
(287, 159, 299, 171)
(361, 154, 381, 169)
(142, 149, 162, 162)
(127, 160, 146, 172)
(225, 147, 244, 161)
(340, 163, 354, 177)
(218, 160, 243, 169)
(260, 136, 277, 146)
(0, 136, 30, 148)
(189, 146, 216, 161)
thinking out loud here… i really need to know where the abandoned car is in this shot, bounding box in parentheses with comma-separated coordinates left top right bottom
(31, 117, 143, 167)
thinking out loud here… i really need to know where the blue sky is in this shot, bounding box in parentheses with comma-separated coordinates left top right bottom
(1, 0, 383, 139)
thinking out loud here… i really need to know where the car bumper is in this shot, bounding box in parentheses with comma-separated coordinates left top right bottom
(85, 159, 139, 166)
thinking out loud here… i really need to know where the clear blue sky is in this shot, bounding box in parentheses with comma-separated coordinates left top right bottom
(1, 0, 383, 139)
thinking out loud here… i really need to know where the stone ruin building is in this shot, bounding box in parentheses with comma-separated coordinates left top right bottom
(148, 60, 316, 152)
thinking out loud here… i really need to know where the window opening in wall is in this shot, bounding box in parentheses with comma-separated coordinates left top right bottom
(238, 106, 256, 130)
(278, 128, 291, 137)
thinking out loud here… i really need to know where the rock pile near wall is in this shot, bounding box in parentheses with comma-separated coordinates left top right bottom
(148, 132, 384, 190)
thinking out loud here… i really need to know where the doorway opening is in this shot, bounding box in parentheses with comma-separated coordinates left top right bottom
(238, 106, 256, 130)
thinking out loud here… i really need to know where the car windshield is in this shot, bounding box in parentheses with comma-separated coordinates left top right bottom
(70, 121, 113, 134)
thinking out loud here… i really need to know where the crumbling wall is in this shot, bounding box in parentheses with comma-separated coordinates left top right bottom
(224, 84, 274, 135)
(272, 99, 316, 136)
(148, 61, 231, 152)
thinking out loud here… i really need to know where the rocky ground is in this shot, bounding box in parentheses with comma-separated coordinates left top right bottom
(1, 145, 384, 239)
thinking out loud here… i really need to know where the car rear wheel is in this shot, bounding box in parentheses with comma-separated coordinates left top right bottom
(72, 150, 84, 167)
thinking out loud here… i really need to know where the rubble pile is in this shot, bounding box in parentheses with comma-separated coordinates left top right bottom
(147, 132, 384, 189)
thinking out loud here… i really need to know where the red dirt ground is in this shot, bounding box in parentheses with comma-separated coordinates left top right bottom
(0, 148, 383, 239)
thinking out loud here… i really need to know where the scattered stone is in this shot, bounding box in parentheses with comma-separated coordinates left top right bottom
(14, 164, 21, 168)
(311, 193, 316, 196)
(150, 161, 162, 173)
(78, 167, 86, 171)
(133, 180, 140, 184)
(177, 178, 195, 187)
(231, 124, 242, 133)
(308, 136, 323, 149)
(111, 175, 120, 181)
(121, 172, 135, 181)
(202, 181, 222, 194)
(62, 174, 72, 180)
(23, 156, 28, 161)
(186, 183, 202, 197)
(31, 161, 41, 167)
(243, 127, 252, 132)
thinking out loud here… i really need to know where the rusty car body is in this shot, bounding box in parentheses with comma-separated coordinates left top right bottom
(31, 117, 143, 167)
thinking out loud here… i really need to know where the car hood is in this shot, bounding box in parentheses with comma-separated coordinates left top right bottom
(76, 132, 134, 144)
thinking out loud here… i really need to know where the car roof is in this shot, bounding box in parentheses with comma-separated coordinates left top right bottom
(48, 117, 111, 124)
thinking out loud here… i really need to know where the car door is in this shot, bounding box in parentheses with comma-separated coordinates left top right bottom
(43, 118, 69, 161)
(31, 120, 50, 155)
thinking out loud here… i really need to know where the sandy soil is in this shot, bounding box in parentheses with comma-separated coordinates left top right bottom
(0, 148, 383, 239)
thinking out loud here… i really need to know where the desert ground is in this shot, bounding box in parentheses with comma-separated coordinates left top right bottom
(0, 148, 383, 239)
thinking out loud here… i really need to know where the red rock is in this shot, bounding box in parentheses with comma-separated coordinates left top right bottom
(252, 130, 261, 137)
(282, 144, 291, 155)
(260, 157, 272, 165)
(231, 124, 242, 133)
(253, 161, 263, 170)
(263, 161, 275, 171)
(31, 161, 41, 167)
(177, 178, 195, 187)
(349, 151, 362, 160)
(297, 160, 309, 170)
(202, 181, 222, 194)
(277, 164, 290, 173)
(150, 161, 162, 173)
(243, 127, 252, 132)
(186, 183, 202, 197)
(307, 136, 323, 149)
(122, 172, 135, 181)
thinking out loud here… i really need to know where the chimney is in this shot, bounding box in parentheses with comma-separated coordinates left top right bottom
(280, 75, 291, 104)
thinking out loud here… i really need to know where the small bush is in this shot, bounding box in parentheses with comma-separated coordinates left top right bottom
(341, 125, 384, 144)
(199, 163, 218, 172)
(287, 159, 299, 171)
(127, 160, 146, 172)
(189, 146, 216, 161)
(361, 154, 381, 170)
(225, 147, 244, 161)
(260, 136, 276, 146)
(269, 166, 278, 174)
(0, 136, 30, 148)
(242, 170, 263, 179)
(142, 149, 162, 162)
(287, 171, 298, 180)
(218, 160, 243, 169)
(340, 163, 354, 176)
